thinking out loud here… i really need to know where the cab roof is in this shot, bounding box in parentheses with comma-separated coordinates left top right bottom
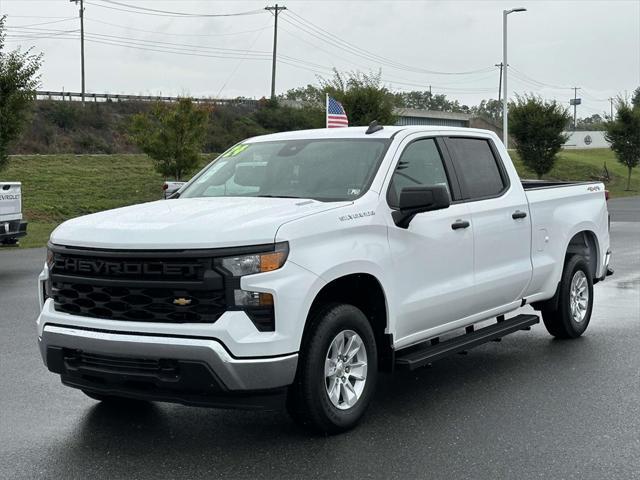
(245, 125, 495, 143)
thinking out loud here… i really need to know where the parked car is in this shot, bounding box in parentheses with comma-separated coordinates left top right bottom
(0, 182, 27, 246)
(162, 181, 185, 199)
(36, 126, 612, 433)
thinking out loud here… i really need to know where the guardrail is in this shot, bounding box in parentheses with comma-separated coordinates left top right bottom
(35, 90, 260, 107)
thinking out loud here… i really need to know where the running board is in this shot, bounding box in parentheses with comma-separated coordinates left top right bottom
(395, 314, 540, 371)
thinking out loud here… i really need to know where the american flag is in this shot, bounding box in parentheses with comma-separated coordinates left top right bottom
(326, 95, 349, 128)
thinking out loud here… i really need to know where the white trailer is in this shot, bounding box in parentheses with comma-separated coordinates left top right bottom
(0, 182, 27, 245)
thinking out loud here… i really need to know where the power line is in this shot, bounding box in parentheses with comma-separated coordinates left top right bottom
(5, 17, 76, 28)
(84, 17, 272, 38)
(286, 9, 494, 76)
(85, 1, 265, 18)
(216, 29, 267, 99)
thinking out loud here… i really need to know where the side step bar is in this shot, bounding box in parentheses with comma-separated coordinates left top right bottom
(395, 314, 540, 371)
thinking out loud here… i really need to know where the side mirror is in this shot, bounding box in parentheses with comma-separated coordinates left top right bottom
(392, 185, 450, 228)
(163, 181, 185, 199)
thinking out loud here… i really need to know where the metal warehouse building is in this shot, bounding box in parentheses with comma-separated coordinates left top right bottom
(394, 108, 472, 127)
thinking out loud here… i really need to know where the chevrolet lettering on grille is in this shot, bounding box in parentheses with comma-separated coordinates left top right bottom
(55, 257, 200, 277)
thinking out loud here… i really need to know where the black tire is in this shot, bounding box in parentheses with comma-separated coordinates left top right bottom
(287, 303, 378, 434)
(82, 390, 150, 405)
(542, 255, 594, 339)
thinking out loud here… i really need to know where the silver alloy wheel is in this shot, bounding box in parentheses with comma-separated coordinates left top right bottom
(569, 270, 589, 323)
(324, 330, 368, 410)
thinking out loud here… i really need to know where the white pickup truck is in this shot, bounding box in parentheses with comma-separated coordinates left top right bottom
(0, 182, 28, 245)
(37, 126, 612, 433)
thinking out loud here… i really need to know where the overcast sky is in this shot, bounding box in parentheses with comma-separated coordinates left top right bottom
(1, 0, 639, 116)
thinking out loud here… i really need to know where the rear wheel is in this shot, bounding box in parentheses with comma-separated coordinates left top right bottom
(287, 303, 378, 434)
(542, 255, 594, 339)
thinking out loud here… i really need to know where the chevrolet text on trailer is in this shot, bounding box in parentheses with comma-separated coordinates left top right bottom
(37, 125, 613, 433)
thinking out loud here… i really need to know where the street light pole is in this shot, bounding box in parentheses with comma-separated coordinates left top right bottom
(502, 7, 526, 149)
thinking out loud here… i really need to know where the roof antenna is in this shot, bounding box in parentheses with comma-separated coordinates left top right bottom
(365, 120, 383, 135)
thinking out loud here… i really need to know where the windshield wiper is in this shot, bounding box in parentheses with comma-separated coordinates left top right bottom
(256, 195, 304, 199)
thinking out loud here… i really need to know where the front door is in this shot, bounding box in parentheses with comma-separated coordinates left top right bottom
(386, 135, 475, 347)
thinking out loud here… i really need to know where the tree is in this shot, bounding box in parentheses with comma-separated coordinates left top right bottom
(0, 15, 42, 171)
(129, 98, 208, 180)
(319, 70, 396, 126)
(631, 86, 640, 109)
(508, 94, 571, 179)
(282, 70, 397, 126)
(253, 99, 324, 131)
(604, 99, 640, 190)
(471, 99, 503, 124)
(394, 90, 470, 113)
(576, 113, 606, 131)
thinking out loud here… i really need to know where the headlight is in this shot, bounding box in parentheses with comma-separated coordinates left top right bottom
(220, 242, 288, 277)
(46, 248, 54, 270)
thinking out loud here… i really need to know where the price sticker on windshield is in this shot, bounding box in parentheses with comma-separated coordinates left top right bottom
(222, 144, 249, 157)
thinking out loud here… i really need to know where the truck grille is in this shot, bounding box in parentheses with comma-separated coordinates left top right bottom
(49, 247, 228, 324)
(52, 282, 226, 323)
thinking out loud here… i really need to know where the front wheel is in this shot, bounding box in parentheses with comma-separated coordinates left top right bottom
(542, 255, 594, 339)
(287, 303, 378, 434)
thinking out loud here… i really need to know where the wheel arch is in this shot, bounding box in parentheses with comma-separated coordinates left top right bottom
(532, 229, 599, 312)
(565, 229, 599, 278)
(302, 272, 393, 372)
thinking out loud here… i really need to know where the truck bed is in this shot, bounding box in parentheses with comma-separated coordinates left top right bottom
(521, 179, 601, 190)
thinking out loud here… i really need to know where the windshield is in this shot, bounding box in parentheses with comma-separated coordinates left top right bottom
(179, 138, 391, 201)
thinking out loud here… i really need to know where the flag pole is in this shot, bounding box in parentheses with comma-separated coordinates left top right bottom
(325, 93, 329, 128)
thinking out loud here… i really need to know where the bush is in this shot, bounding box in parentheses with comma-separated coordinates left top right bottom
(128, 99, 209, 180)
(509, 95, 570, 179)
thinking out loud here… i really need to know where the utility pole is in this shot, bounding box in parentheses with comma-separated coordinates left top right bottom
(495, 62, 504, 102)
(70, 0, 85, 105)
(608, 97, 615, 119)
(571, 86, 581, 130)
(265, 4, 286, 100)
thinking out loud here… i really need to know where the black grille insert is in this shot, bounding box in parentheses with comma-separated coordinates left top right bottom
(53, 281, 226, 323)
(50, 249, 227, 324)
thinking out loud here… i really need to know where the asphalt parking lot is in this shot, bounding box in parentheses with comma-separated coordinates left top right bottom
(1, 198, 638, 480)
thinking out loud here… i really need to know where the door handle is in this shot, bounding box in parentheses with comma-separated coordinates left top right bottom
(512, 210, 527, 220)
(451, 219, 470, 230)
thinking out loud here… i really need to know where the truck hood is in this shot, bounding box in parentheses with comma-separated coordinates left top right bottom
(51, 197, 349, 249)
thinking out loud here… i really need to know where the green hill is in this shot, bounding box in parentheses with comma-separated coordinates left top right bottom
(3, 148, 637, 249)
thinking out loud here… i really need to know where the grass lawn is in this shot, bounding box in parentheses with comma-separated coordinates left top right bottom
(2, 154, 212, 249)
(1, 149, 637, 249)
(508, 148, 639, 197)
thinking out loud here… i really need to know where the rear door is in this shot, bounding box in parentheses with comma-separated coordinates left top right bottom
(386, 135, 475, 346)
(443, 137, 532, 313)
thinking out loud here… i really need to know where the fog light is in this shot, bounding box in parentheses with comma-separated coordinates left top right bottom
(233, 290, 273, 307)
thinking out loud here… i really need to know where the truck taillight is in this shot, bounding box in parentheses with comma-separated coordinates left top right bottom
(605, 190, 610, 201)
(162, 183, 168, 191)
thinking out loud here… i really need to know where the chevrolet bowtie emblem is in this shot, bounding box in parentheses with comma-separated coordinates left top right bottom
(173, 298, 192, 306)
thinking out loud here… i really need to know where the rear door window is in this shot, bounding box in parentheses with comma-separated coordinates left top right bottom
(446, 138, 507, 200)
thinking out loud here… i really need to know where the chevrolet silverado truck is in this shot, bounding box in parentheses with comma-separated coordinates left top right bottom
(37, 126, 612, 433)
(0, 182, 28, 245)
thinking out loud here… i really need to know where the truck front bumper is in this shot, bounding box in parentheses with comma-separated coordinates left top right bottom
(38, 324, 298, 409)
